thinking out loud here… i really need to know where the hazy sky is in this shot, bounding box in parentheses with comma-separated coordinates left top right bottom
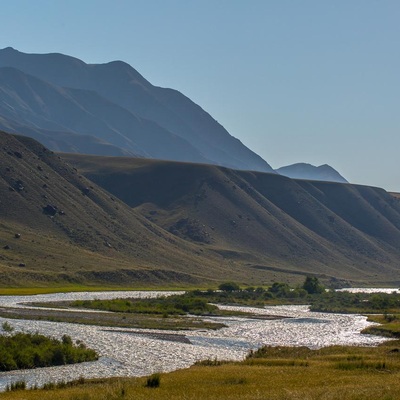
(2, 1, 399, 191)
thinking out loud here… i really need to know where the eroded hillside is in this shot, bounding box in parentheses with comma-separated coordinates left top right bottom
(63, 153, 400, 287)
(0, 131, 248, 287)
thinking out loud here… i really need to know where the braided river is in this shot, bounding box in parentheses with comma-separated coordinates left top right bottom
(0, 290, 392, 390)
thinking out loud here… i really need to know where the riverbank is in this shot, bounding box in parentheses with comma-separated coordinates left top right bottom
(2, 340, 400, 399)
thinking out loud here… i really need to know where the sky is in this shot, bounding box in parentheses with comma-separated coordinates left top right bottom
(1, 0, 399, 191)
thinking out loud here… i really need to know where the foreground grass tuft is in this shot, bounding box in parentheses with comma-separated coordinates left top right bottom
(5, 381, 26, 392)
(145, 373, 161, 388)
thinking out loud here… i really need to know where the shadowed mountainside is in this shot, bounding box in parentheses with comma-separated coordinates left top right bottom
(62, 153, 400, 287)
(2, 131, 264, 287)
(277, 163, 348, 183)
(1, 129, 400, 287)
(0, 47, 273, 172)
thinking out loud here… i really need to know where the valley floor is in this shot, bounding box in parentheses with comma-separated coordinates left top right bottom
(1, 287, 400, 398)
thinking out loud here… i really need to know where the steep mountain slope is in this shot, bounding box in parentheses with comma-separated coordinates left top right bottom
(0, 115, 137, 156)
(276, 163, 348, 183)
(63, 153, 400, 286)
(1, 131, 260, 287)
(0, 67, 207, 163)
(0, 47, 273, 172)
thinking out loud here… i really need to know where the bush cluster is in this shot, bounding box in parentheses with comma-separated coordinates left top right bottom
(310, 291, 400, 313)
(0, 332, 97, 371)
(73, 294, 218, 316)
(190, 281, 309, 307)
(145, 373, 161, 388)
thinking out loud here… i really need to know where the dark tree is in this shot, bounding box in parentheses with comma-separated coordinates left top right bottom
(268, 282, 291, 297)
(302, 276, 325, 294)
(218, 282, 240, 292)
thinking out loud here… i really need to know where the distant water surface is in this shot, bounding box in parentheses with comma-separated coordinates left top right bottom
(337, 288, 400, 294)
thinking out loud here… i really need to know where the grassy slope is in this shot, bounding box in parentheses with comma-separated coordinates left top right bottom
(2, 129, 400, 287)
(62, 153, 400, 286)
(2, 131, 270, 287)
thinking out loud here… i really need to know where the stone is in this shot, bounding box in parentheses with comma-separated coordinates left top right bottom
(43, 204, 58, 216)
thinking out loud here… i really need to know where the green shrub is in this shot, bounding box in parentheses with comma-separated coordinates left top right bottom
(194, 357, 225, 366)
(218, 282, 240, 292)
(0, 333, 97, 371)
(145, 373, 161, 388)
(268, 282, 291, 297)
(302, 276, 325, 294)
(2, 321, 14, 333)
(336, 360, 387, 370)
(72, 295, 218, 316)
(5, 380, 26, 391)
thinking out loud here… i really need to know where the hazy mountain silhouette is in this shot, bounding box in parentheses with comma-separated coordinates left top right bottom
(0, 66, 209, 162)
(0, 47, 273, 172)
(276, 163, 348, 183)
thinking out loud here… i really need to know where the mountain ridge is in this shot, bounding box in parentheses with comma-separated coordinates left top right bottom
(0, 66, 208, 162)
(0, 47, 273, 172)
(0, 131, 235, 287)
(61, 152, 400, 286)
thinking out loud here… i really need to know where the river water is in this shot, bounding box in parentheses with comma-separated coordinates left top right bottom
(337, 288, 400, 294)
(0, 291, 389, 390)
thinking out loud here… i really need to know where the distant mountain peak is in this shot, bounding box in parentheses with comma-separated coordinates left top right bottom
(2, 46, 17, 52)
(276, 163, 348, 183)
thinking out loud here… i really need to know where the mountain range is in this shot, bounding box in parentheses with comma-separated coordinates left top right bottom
(2, 48, 398, 288)
(62, 153, 400, 287)
(0, 47, 347, 183)
(0, 47, 273, 173)
(0, 131, 225, 286)
(1, 130, 400, 287)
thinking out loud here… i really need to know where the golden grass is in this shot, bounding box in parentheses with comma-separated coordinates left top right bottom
(2, 343, 400, 399)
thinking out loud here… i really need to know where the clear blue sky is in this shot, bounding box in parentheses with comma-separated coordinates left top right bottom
(2, 0, 399, 191)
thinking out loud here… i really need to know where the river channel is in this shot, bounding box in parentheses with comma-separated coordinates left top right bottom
(0, 290, 390, 390)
